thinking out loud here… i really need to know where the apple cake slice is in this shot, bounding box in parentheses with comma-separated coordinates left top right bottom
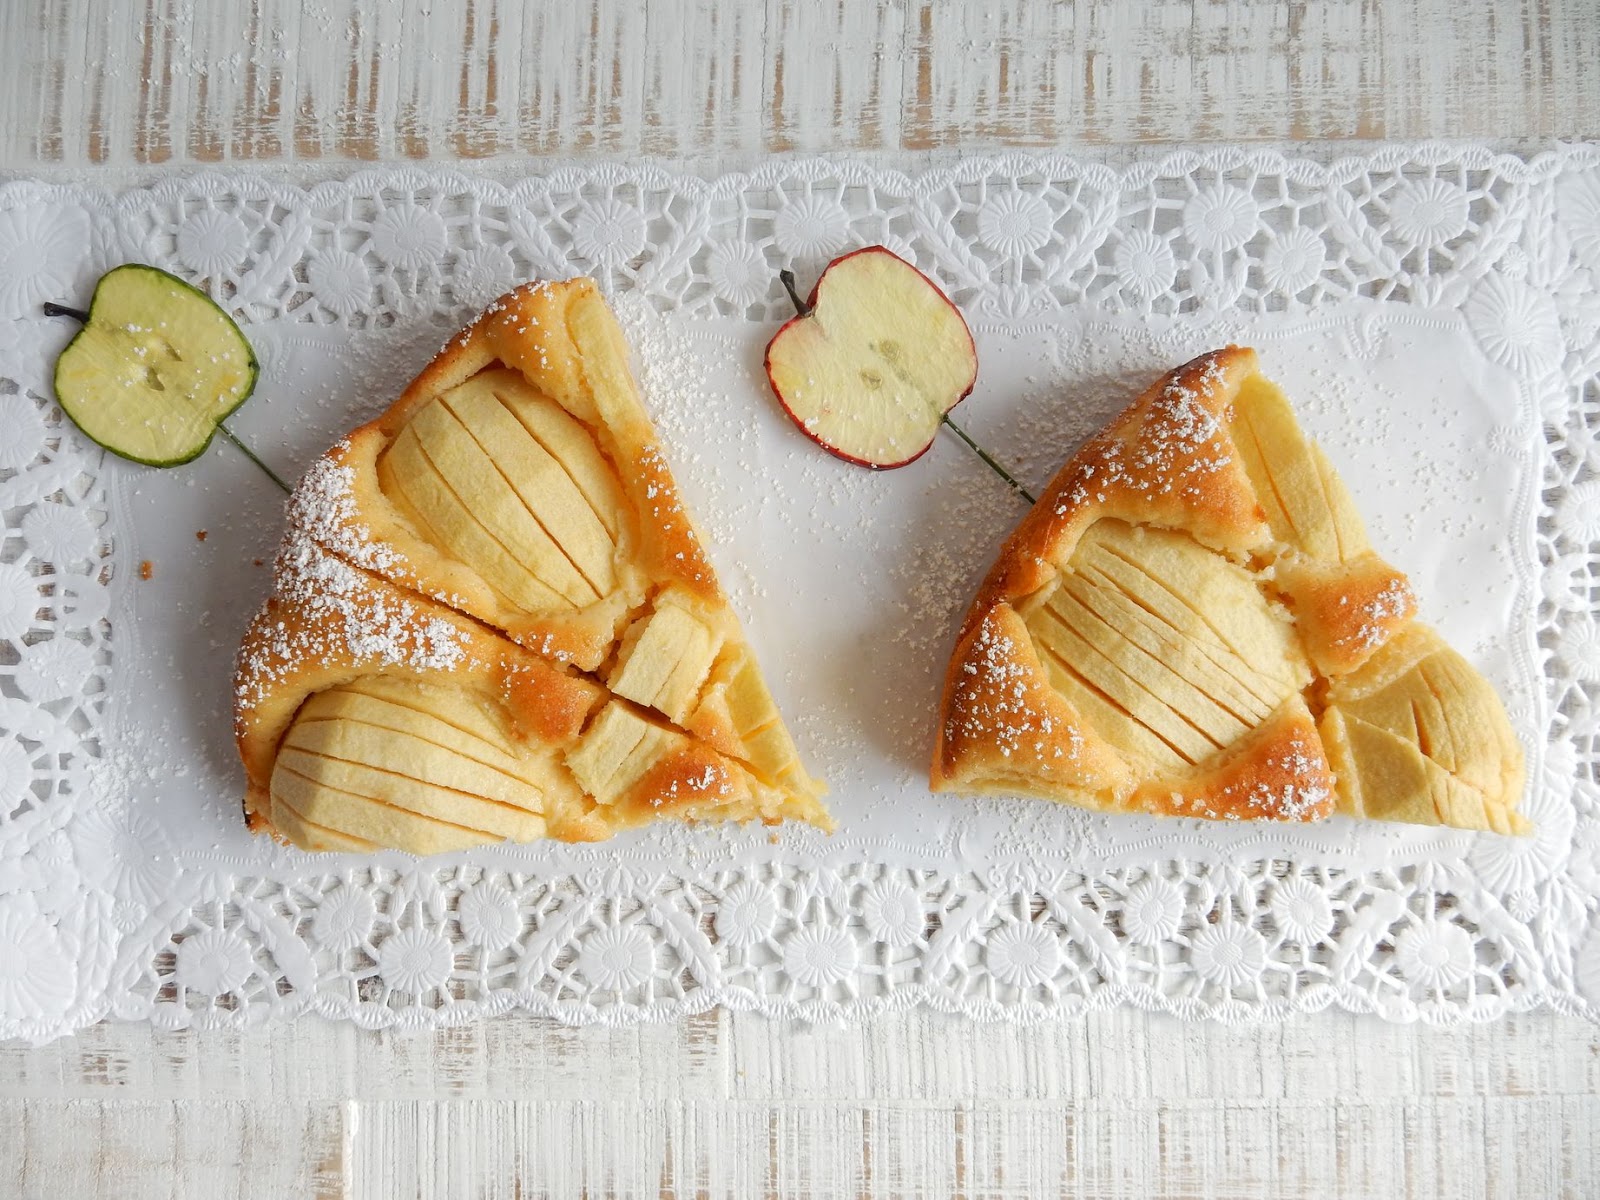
(236, 279, 829, 852)
(933, 347, 1527, 833)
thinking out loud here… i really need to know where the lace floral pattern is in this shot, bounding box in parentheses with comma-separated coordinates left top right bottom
(1, 146, 1598, 1042)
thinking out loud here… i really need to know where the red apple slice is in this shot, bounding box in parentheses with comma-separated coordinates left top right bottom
(764, 246, 979, 469)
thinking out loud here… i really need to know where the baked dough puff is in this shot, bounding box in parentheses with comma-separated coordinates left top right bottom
(236, 281, 829, 853)
(934, 347, 1526, 833)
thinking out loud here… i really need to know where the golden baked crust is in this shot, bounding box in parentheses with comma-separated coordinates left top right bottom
(933, 347, 1527, 832)
(285, 280, 720, 670)
(236, 279, 830, 853)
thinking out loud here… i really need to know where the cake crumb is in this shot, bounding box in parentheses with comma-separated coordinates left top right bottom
(139, 560, 153, 581)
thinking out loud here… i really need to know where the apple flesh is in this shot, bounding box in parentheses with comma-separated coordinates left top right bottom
(52, 264, 259, 467)
(764, 247, 978, 469)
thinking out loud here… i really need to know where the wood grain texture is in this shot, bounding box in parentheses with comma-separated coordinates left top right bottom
(3, 0, 1598, 169)
(3, 1010, 1598, 1197)
(5, 1, 1600, 1196)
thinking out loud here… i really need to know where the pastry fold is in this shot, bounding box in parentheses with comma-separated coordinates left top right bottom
(236, 279, 829, 852)
(933, 347, 1527, 833)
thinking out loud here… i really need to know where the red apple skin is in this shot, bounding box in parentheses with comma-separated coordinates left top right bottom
(764, 246, 979, 470)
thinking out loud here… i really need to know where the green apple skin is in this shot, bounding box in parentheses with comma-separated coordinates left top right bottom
(53, 264, 259, 468)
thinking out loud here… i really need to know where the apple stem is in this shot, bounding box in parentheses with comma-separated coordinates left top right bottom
(42, 300, 291, 495)
(216, 425, 292, 493)
(779, 269, 811, 316)
(940, 415, 1036, 504)
(776, 268, 1036, 506)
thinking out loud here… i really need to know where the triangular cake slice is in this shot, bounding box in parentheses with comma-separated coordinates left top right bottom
(932, 347, 1527, 834)
(236, 279, 829, 852)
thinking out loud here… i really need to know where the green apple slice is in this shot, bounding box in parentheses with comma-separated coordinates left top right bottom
(52, 264, 260, 467)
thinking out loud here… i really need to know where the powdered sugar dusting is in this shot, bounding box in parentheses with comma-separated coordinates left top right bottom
(1159, 735, 1333, 822)
(1054, 353, 1234, 514)
(634, 444, 711, 586)
(1351, 577, 1416, 650)
(285, 446, 401, 574)
(1239, 738, 1334, 822)
(613, 297, 739, 578)
(235, 527, 466, 711)
(947, 617, 1077, 764)
(650, 761, 735, 807)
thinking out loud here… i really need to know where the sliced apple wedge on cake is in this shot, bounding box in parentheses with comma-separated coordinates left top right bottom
(933, 347, 1528, 834)
(236, 279, 829, 853)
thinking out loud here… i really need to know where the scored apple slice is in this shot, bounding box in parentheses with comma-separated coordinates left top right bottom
(764, 246, 979, 469)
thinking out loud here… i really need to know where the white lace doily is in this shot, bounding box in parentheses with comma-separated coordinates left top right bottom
(3, 146, 1599, 1043)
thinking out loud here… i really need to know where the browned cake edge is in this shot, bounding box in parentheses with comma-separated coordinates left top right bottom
(932, 347, 1526, 830)
(235, 279, 831, 849)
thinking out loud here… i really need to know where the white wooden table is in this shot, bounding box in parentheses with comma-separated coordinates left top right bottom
(3, 3, 1598, 1196)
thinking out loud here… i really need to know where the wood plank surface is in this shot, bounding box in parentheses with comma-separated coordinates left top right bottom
(3, 1009, 1597, 1197)
(2, 0, 1598, 170)
(3, 1, 1599, 1196)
